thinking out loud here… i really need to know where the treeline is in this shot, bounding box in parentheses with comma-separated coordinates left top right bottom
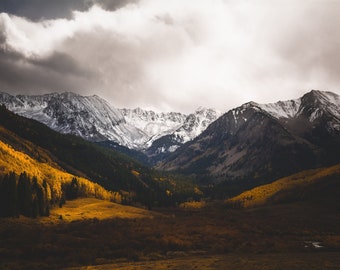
(0, 172, 51, 218)
(0, 172, 107, 218)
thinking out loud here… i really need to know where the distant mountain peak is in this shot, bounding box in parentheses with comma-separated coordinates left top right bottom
(239, 90, 340, 123)
(302, 89, 340, 106)
(243, 101, 259, 107)
(0, 92, 220, 153)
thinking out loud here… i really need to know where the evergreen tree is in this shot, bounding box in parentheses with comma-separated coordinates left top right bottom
(42, 180, 51, 216)
(8, 172, 18, 217)
(66, 177, 80, 200)
(59, 192, 66, 208)
(0, 172, 52, 218)
(31, 195, 39, 218)
(37, 184, 45, 216)
(0, 172, 18, 217)
(17, 172, 32, 217)
(31, 176, 47, 217)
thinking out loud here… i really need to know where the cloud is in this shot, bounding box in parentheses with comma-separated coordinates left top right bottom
(0, 0, 137, 21)
(0, 0, 340, 112)
(0, 49, 95, 93)
(93, 0, 139, 12)
(30, 52, 94, 77)
(0, 0, 87, 21)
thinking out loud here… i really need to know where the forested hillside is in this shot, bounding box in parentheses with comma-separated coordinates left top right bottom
(0, 106, 200, 213)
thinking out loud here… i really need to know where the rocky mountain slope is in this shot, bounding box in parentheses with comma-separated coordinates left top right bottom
(158, 90, 340, 186)
(146, 107, 221, 162)
(0, 92, 220, 153)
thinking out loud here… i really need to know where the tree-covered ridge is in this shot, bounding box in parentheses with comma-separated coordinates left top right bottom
(0, 106, 201, 209)
(0, 105, 145, 190)
(0, 139, 120, 204)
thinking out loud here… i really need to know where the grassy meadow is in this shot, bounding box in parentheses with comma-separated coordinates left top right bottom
(0, 196, 339, 269)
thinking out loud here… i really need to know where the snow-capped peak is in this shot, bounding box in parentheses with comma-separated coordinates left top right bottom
(241, 90, 340, 122)
(0, 92, 220, 152)
(172, 107, 222, 144)
(308, 90, 340, 106)
(257, 99, 301, 119)
(119, 107, 187, 148)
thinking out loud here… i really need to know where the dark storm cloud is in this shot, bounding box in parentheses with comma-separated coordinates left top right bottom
(0, 49, 26, 86)
(0, 29, 6, 44)
(0, 0, 87, 20)
(0, 48, 96, 94)
(0, 0, 137, 21)
(30, 52, 95, 78)
(57, 27, 165, 107)
(93, 0, 139, 11)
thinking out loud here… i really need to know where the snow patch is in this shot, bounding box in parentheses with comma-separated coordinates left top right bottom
(257, 99, 301, 119)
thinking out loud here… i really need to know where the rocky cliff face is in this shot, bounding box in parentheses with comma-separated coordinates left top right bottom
(145, 107, 221, 162)
(157, 90, 340, 184)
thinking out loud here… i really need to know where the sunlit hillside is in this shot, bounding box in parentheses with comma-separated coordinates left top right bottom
(0, 106, 178, 207)
(226, 164, 340, 208)
(0, 139, 120, 203)
(47, 198, 152, 223)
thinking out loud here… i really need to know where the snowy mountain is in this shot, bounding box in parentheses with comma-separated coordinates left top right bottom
(146, 107, 221, 161)
(174, 107, 222, 143)
(0, 92, 143, 149)
(158, 90, 340, 185)
(119, 107, 187, 149)
(257, 90, 340, 129)
(0, 92, 219, 153)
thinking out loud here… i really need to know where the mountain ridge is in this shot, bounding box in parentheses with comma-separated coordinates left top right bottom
(158, 90, 340, 189)
(1, 89, 339, 189)
(0, 91, 220, 153)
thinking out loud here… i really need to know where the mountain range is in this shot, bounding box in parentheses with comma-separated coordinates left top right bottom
(0, 105, 181, 208)
(0, 90, 339, 194)
(0, 92, 220, 158)
(158, 90, 340, 193)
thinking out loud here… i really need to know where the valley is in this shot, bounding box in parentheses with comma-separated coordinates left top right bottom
(0, 90, 339, 269)
(0, 197, 339, 269)
(1, 0, 340, 268)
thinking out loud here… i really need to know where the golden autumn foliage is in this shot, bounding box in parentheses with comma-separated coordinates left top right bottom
(179, 200, 207, 209)
(226, 163, 340, 208)
(48, 198, 151, 223)
(131, 170, 140, 177)
(0, 140, 121, 203)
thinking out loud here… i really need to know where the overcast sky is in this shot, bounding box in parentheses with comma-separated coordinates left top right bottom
(0, 0, 339, 113)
